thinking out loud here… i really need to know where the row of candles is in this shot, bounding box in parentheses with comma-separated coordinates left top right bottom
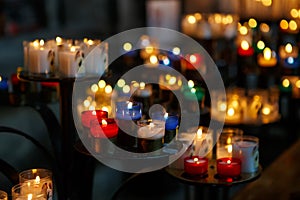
(23, 37, 107, 77)
(177, 126, 259, 179)
(80, 100, 179, 153)
(211, 87, 280, 124)
(23, 36, 209, 79)
(0, 168, 53, 200)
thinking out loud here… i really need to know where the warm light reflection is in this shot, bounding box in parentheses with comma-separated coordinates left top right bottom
(280, 20, 289, 30)
(239, 26, 248, 35)
(123, 42, 132, 51)
(296, 80, 300, 88)
(241, 40, 250, 50)
(117, 79, 126, 88)
(104, 85, 112, 94)
(149, 55, 158, 64)
(91, 84, 99, 93)
(260, 23, 270, 32)
(188, 80, 194, 88)
(261, 0, 272, 7)
(285, 43, 293, 53)
(289, 20, 298, 31)
(282, 79, 290, 88)
(122, 85, 130, 93)
(248, 18, 257, 28)
(194, 13, 202, 20)
(257, 40, 265, 50)
(263, 47, 272, 60)
(98, 80, 106, 89)
(290, 9, 299, 18)
(189, 55, 197, 63)
(262, 107, 271, 115)
(227, 107, 235, 116)
(172, 47, 180, 55)
(187, 15, 196, 24)
(102, 119, 108, 126)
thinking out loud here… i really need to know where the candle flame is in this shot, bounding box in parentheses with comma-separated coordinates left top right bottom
(262, 107, 271, 115)
(285, 43, 293, 53)
(227, 160, 231, 164)
(227, 107, 235, 116)
(282, 78, 290, 88)
(189, 55, 197, 63)
(193, 157, 199, 162)
(227, 144, 233, 153)
(35, 176, 40, 184)
(188, 80, 194, 88)
(127, 102, 133, 109)
(101, 106, 109, 112)
(164, 113, 168, 119)
(70, 46, 76, 52)
(241, 40, 249, 50)
(102, 119, 108, 126)
(140, 82, 146, 89)
(56, 36, 62, 45)
(168, 77, 176, 85)
(197, 128, 203, 139)
(149, 55, 158, 64)
(263, 47, 272, 60)
(39, 40, 45, 46)
(87, 39, 94, 46)
(28, 193, 33, 200)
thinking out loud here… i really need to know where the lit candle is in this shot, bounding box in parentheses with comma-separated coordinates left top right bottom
(279, 43, 299, 59)
(90, 118, 118, 138)
(237, 40, 254, 56)
(184, 156, 208, 176)
(28, 39, 55, 74)
(18, 168, 52, 200)
(257, 47, 277, 67)
(137, 119, 165, 152)
(115, 101, 143, 150)
(217, 157, 241, 178)
(192, 126, 213, 158)
(81, 110, 108, 128)
(115, 101, 142, 120)
(58, 46, 84, 77)
(89, 118, 118, 153)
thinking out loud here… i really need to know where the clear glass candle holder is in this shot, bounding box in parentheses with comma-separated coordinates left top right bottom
(0, 190, 7, 200)
(12, 183, 47, 200)
(216, 128, 243, 159)
(19, 169, 53, 200)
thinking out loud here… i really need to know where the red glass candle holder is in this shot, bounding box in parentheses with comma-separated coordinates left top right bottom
(216, 157, 241, 178)
(81, 110, 108, 128)
(90, 118, 118, 138)
(184, 156, 208, 176)
(90, 118, 118, 153)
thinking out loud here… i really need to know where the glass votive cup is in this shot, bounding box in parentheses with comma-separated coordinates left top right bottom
(216, 128, 243, 159)
(89, 118, 118, 154)
(12, 183, 47, 200)
(216, 157, 241, 178)
(0, 190, 7, 200)
(19, 169, 53, 200)
(187, 126, 213, 159)
(184, 156, 208, 176)
(137, 119, 165, 152)
(232, 135, 259, 173)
